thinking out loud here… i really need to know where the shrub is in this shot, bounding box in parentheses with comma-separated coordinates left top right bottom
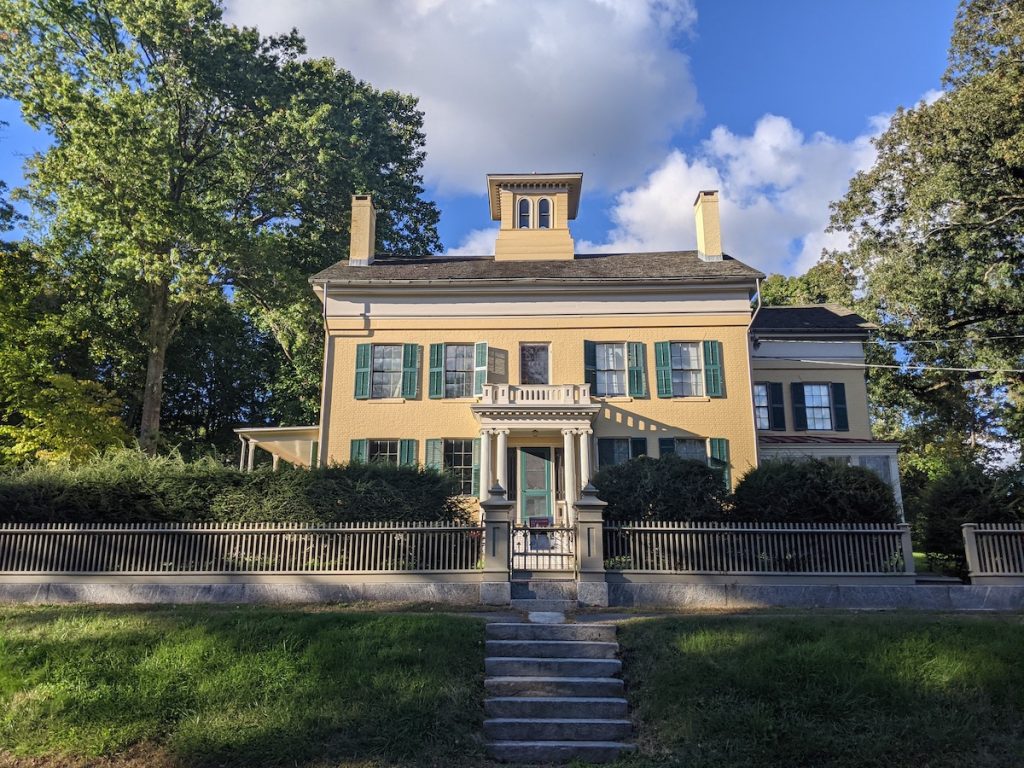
(0, 449, 471, 523)
(592, 454, 728, 522)
(731, 459, 898, 524)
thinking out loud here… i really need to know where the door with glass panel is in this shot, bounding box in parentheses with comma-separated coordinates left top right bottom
(519, 447, 553, 524)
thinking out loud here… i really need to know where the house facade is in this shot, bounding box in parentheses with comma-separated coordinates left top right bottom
(236, 172, 901, 520)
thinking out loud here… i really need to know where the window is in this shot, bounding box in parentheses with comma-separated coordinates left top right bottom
(754, 384, 771, 429)
(538, 198, 551, 229)
(517, 198, 531, 228)
(595, 343, 626, 396)
(859, 455, 892, 485)
(368, 439, 400, 464)
(520, 343, 549, 385)
(444, 344, 474, 398)
(597, 437, 647, 467)
(667, 438, 706, 462)
(670, 342, 703, 397)
(443, 439, 475, 495)
(803, 384, 833, 430)
(371, 345, 403, 399)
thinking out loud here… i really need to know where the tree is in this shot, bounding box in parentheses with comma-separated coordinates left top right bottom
(829, 0, 1024, 454)
(759, 258, 857, 307)
(0, 0, 441, 452)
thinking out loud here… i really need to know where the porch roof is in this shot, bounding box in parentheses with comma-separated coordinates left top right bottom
(234, 425, 319, 468)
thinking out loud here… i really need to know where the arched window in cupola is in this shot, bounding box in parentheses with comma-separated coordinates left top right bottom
(517, 197, 531, 228)
(538, 198, 551, 229)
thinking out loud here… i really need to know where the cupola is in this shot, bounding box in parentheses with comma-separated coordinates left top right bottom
(487, 172, 582, 261)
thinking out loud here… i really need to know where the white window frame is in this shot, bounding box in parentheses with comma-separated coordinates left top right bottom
(443, 438, 475, 495)
(537, 197, 552, 229)
(368, 439, 400, 464)
(370, 345, 403, 399)
(517, 197, 532, 229)
(753, 383, 771, 430)
(594, 342, 627, 397)
(443, 343, 474, 398)
(520, 342, 551, 385)
(803, 383, 834, 431)
(669, 341, 704, 398)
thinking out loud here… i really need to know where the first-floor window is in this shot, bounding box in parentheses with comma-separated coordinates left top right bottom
(803, 384, 833, 430)
(371, 345, 403, 399)
(664, 438, 706, 462)
(670, 342, 703, 397)
(595, 343, 626, 396)
(368, 439, 400, 464)
(445, 344, 474, 398)
(597, 437, 646, 467)
(443, 439, 475, 495)
(753, 383, 771, 429)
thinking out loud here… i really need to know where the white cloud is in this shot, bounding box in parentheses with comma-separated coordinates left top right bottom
(447, 227, 498, 256)
(579, 114, 882, 275)
(225, 0, 700, 195)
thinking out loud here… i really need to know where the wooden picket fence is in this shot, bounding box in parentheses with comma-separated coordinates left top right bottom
(603, 521, 913, 575)
(0, 522, 484, 574)
(963, 523, 1024, 582)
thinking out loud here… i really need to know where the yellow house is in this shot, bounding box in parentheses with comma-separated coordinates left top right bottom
(236, 172, 901, 520)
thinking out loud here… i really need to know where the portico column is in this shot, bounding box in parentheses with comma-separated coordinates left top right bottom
(238, 436, 247, 472)
(562, 428, 577, 516)
(495, 429, 509, 490)
(578, 428, 593, 489)
(479, 429, 492, 503)
(246, 439, 256, 472)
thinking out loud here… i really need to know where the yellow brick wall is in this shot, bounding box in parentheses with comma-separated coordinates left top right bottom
(321, 313, 758, 488)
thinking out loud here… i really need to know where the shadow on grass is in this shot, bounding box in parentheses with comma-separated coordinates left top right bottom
(0, 605, 488, 768)
(616, 614, 1024, 768)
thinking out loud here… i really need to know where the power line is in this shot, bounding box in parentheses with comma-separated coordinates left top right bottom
(750, 356, 1024, 374)
(753, 335, 1024, 346)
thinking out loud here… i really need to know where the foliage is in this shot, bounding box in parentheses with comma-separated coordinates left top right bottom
(828, 0, 1024, 452)
(592, 454, 728, 522)
(619, 614, 1024, 768)
(0, 449, 471, 523)
(759, 260, 857, 307)
(914, 460, 1024, 573)
(731, 459, 899, 523)
(0, 606, 485, 766)
(0, 0, 441, 451)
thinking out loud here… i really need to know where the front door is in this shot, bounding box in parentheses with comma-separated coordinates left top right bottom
(519, 447, 553, 524)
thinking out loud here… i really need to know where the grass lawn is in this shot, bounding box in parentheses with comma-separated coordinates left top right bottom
(0, 606, 486, 768)
(616, 613, 1024, 768)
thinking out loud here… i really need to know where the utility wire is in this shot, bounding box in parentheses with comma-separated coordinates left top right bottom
(753, 335, 1024, 345)
(750, 356, 1024, 374)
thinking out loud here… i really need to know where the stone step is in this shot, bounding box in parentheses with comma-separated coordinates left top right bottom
(511, 598, 577, 612)
(486, 622, 616, 642)
(485, 656, 621, 678)
(487, 739, 636, 764)
(486, 639, 619, 659)
(485, 675, 624, 698)
(483, 717, 633, 742)
(511, 580, 578, 600)
(485, 696, 628, 719)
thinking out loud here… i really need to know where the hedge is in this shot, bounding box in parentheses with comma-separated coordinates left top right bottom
(592, 454, 728, 522)
(0, 450, 472, 523)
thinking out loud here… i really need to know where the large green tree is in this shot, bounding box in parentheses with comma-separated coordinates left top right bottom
(828, 0, 1024, 455)
(0, 0, 441, 452)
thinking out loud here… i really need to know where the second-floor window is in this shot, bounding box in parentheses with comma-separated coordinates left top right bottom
(371, 345, 403, 399)
(520, 343, 549, 385)
(595, 343, 626, 396)
(754, 383, 771, 429)
(445, 344, 474, 397)
(803, 383, 833, 430)
(669, 342, 703, 397)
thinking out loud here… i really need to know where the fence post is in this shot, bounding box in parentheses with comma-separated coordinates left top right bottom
(480, 483, 512, 605)
(962, 523, 980, 581)
(898, 523, 916, 575)
(574, 483, 608, 607)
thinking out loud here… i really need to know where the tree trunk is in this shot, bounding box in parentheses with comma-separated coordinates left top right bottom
(139, 283, 175, 454)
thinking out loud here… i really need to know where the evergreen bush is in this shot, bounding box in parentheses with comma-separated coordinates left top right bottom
(0, 449, 471, 523)
(592, 454, 728, 522)
(731, 459, 899, 524)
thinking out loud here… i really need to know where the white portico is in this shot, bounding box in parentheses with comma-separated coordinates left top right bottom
(472, 383, 600, 525)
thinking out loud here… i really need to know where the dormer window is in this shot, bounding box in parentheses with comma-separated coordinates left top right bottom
(517, 198, 531, 228)
(538, 198, 551, 229)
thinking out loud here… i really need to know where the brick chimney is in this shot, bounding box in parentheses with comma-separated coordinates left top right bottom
(694, 190, 722, 262)
(349, 194, 376, 266)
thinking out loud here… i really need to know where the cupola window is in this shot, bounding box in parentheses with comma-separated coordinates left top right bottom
(538, 198, 551, 229)
(517, 198, 531, 228)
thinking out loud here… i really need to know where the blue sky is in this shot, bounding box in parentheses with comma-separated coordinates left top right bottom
(1, 0, 959, 275)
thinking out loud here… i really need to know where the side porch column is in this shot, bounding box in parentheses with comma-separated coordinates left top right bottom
(578, 428, 593, 489)
(238, 436, 248, 472)
(479, 429, 492, 504)
(561, 428, 577, 517)
(246, 438, 256, 472)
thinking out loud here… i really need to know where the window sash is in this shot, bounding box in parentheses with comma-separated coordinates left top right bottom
(753, 383, 771, 430)
(598, 438, 631, 467)
(670, 342, 703, 397)
(444, 344, 474, 398)
(443, 438, 475, 495)
(595, 343, 626, 396)
(517, 198, 530, 228)
(368, 439, 400, 464)
(538, 199, 551, 229)
(520, 344, 549, 385)
(371, 345, 403, 398)
(803, 384, 833, 430)
(673, 438, 707, 462)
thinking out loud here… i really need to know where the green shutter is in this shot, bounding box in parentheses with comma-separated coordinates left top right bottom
(831, 383, 849, 431)
(399, 439, 418, 466)
(429, 343, 445, 399)
(703, 340, 724, 397)
(350, 439, 368, 463)
(583, 340, 597, 390)
(768, 382, 786, 431)
(709, 437, 731, 489)
(791, 383, 807, 431)
(654, 341, 672, 398)
(473, 342, 488, 396)
(401, 344, 420, 399)
(658, 437, 675, 457)
(425, 438, 443, 470)
(471, 437, 481, 497)
(354, 343, 371, 399)
(597, 438, 614, 468)
(630, 437, 648, 458)
(627, 342, 648, 397)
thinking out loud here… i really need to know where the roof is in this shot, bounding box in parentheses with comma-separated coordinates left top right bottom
(759, 436, 899, 446)
(751, 304, 875, 335)
(310, 251, 764, 286)
(487, 172, 584, 220)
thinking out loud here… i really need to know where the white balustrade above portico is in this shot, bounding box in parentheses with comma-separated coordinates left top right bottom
(480, 383, 592, 406)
